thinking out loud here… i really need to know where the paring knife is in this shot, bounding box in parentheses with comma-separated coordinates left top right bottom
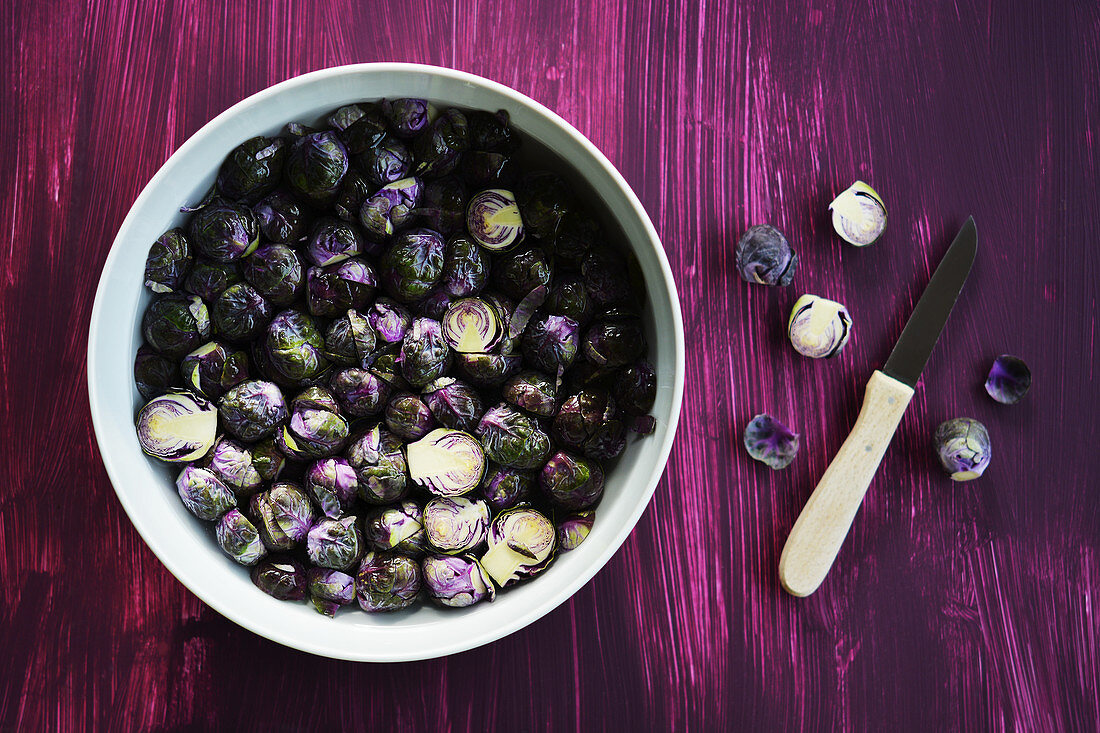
(778, 217, 978, 597)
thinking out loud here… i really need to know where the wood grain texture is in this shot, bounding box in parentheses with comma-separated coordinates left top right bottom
(1, 0, 1098, 729)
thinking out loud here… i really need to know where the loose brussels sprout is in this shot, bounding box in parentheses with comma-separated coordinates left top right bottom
(467, 109, 518, 153)
(829, 180, 887, 246)
(307, 516, 364, 571)
(264, 310, 328, 383)
(306, 217, 364, 267)
(407, 428, 486, 497)
(216, 136, 286, 203)
(613, 360, 657, 416)
(176, 465, 236, 521)
(416, 176, 468, 234)
(540, 451, 605, 509)
(984, 355, 1031, 405)
(422, 377, 484, 432)
(479, 464, 533, 511)
(359, 177, 422, 239)
(743, 414, 800, 470)
(467, 189, 524, 251)
(401, 317, 452, 387)
(308, 567, 357, 617)
(368, 297, 412, 343)
(286, 131, 349, 202)
(441, 235, 489, 298)
(134, 346, 179, 399)
(476, 404, 552, 470)
(582, 319, 646, 368)
(252, 190, 308, 244)
(274, 387, 349, 460)
(251, 556, 307, 601)
(553, 212, 598, 271)
(380, 228, 445, 302)
(136, 391, 218, 462)
(219, 380, 288, 441)
(382, 98, 433, 138)
(332, 171, 373, 224)
(184, 259, 242, 303)
(250, 481, 315, 550)
(142, 293, 211, 358)
(365, 501, 426, 555)
(323, 310, 376, 368)
(423, 496, 491, 554)
(211, 282, 272, 342)
(479, 506, 556, 587)
(552, 389, 625, 460)
(412, 108, 469, 179)
(522, 314, 580, 374)
(787, 294, 852, 358)
(359, 134, 412, 187)
(304, 456, 359, 518)
(240, 244, 303, 307)
(422, 554, 495, 608)
(188, 200, 260, 262)
(503, 371, 557, 417)
(933, 418, 992, 481)
(356, 551, 422, 612)
(494, 246, 553, 301)
(455, 351, 522, 388)
(442, 298, 504, 354)
(306, 258, 377, 318)
(329, 367, 390, 418)
(546, 276, 593, 325)
(203, 436, 262, 496)
(384, 392, 436, 441)
(515, 171, 573, 240)
(735, 224, 797, 286)
(216, 508, 267, 565)
(144, 228, 192, 293)
(328, 103, 387, 156)
(557, 511, 594, 552)
(345, 424, 409, 504)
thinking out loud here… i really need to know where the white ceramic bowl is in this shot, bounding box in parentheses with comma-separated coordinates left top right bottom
(87, 63, 684, 662)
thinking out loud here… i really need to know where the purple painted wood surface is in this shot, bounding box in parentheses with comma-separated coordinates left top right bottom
(2, 0, 1098, 729)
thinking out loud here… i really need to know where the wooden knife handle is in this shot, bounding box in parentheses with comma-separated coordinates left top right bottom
(779, 370, 915, 597)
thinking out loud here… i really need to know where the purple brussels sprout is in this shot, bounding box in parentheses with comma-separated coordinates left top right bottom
(492, 245, 552, 299)
(368, 297, 412, 344)
(356, 551, 422, 612)
(329, 368, 390, 418)
(735, 224, 797, 286)
(175, 465, 236, 521)
(557, 511, 594, 552)
(933, 418, 992, 481)
(304, 457, 359, 518)
(305, 258, 377, 318)
(252, 191, 308, 244)
(184, 259, 242, 303)
(984, 355, 1031, 405)
(613, 360, 657, 416)
(407, 429, 487, 497)
(479, 464, 533, 512)
(332, 171, 373, 223)
(211, 282, 272, 342)
(552, 211, 598, 271)
(455, 352, 523, 388)
(475, 404, 552, 470)
(418, 289, 453, 320)
(546, 276, 593, 325)
(503, 371, 557, 417)
(422, 555, 495, 608)
(142, 293, 210, 358)
(467, 109, 518, 153)
(136, 391, 218, 462)
(369, 351, 410, 391)
(328, 103, 387, 156)
(216, 135, 286, 203)
(422, 497, 491, 555)
(479, 506, 556, 587)
(323, 310, 376, 368)
(467, 189, 525, 251)
(251, 438, 286, 481)
(552, 390, 626, 460)
(215, 508, 267, 565)
(274, 387, 350, 460)
(441, 298, 504, 354)
(264, 310, 329, 383)
(382, 98, 433, 138)
(251, 556, 307, 601)
(187, 200, 260, 263)
(144, 228, 192, 293)
(308, 567, 356, 617)
(307, 516, 364, 571)
(514, 170, 572, 240)
(219, 380, 287, 441)
(384, 392, 436, 441)
(522, 314, 580, 375)
(203, 436, 262, 497)
(582, 319, 646, 368)
(508, 286, 548, 340)
(539, 451, 605, 510)
(359, 134, 412, 187)
(359, 177, 422, 239)
(241, 244, 303, 307)
(305, 217, 364, 267)
(416, 175, 468, 234)
(743, 414, 800, 470)
(422, 377, 484, 432)
(365, 501, 426, 555)
(249, 482, 316, 551)
(400, 317, 452, 387)
(441, 235, 490, 298)
(286, 131, 349, 202)
(381, 228, 445, 303)
(412, 108, 469, 179)
(134, 346, 179, 400)
(461, 150, 517, 190)
(345, 424, 409, 505)
(581, 248, 633, 307)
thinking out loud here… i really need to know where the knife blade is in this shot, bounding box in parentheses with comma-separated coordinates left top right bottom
(778, 218, 978, 597)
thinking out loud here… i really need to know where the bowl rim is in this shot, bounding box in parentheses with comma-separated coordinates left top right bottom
(87, 62, 685, 661)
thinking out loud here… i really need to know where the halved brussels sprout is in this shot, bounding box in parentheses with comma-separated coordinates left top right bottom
(422, 554, 495, 608)
(176, 465, 236, 521)
(356, 551, 422, 612)
(142, 293, 211, 358)
(441, 298, 504, 354)
(466, 189, 524, 251)
(219, 380, 288, 442)
(787, 294, 852, 359)
(829, 181, 887, 246)
(423, 496, 491, 554)
(407, 428, 487, 497)
(216, 508, 267, 565)
(144, 228, 192, 293)
(136, 391, 218, 462)
(479, 505, 556, 587)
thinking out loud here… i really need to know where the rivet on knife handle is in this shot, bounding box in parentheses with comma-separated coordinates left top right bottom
(778, 370, 913, 596)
